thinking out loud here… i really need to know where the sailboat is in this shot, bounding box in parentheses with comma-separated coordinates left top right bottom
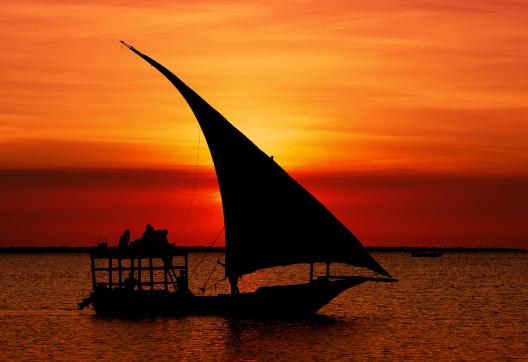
(85, 42, 396, 317)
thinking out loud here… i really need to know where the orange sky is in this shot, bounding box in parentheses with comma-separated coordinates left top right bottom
(1, 1, 527, 247)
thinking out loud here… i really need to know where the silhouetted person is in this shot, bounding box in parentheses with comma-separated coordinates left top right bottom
(129, 224, 173, 252)
(118, 229, 130, 248)
(176, 270, 189, 293)
(124, 272, 140, 290)
(154, 228, 164, 248)
(142, 224, 155, 244)
(160, 229, 169, 246)
(229, 275, 239, 295)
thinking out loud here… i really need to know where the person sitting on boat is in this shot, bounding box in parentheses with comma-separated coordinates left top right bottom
(124, 272, 140, 290)
(142, 224, 155, 244)
(176, 270, 189, 294)
(153, 228, 168, 249)
(160, 229, 169, 247)
(118, 229, 130, 248)
(130, 224, 158, 250)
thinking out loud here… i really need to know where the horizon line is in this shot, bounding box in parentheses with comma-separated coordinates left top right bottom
(1, 166, 528, 178)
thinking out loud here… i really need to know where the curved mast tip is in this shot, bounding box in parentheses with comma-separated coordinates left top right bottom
(120, 40, 134, 50)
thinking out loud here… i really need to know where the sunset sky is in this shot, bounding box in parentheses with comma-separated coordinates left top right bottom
(1, 1, 527, 247)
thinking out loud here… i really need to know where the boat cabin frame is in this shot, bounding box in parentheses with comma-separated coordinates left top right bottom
(90, 247, 189, 292)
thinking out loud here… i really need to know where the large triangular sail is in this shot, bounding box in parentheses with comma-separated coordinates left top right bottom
(121, 42, 391, 278)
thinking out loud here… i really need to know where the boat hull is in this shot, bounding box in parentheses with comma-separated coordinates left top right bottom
(92, 278, 368, 318)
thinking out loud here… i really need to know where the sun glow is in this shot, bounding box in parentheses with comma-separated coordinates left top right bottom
(1, 1, 527, 247)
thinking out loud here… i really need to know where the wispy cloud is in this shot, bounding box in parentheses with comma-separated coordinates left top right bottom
(1, 0, 527, 173)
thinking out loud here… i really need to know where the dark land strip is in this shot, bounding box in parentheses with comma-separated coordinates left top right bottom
(0, 246, 525, 254)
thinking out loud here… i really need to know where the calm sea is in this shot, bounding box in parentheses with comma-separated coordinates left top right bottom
(0, 252, 526, 361)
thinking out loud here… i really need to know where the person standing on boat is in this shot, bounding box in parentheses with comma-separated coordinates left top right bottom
(176, 270, 189, 294)
(229, 275, 239, 295)
(118, 229, 130, 248)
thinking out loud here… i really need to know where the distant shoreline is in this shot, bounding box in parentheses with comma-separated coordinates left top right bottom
(0, 246, 525, 254)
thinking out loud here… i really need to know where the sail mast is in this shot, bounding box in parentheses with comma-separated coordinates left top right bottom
(121, 41, 392, 279)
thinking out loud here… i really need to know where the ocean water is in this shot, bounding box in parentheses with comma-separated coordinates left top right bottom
(0, 252, 526, 361)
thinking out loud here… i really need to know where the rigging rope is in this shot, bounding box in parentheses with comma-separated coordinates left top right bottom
(208, 276, 228, 292)
(200, 258, 221, 294)
(189, 226, 225, 278)
(175, 128, 201, 244)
